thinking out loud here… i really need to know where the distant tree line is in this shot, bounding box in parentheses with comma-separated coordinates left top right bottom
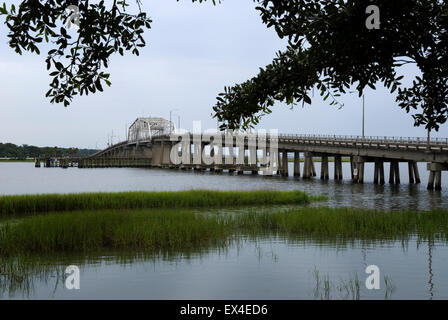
(0, 143, 98, 159)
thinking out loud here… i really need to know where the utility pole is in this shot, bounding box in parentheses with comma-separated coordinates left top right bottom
(362, 94, 365, 139)
(170, 109, 178, 133)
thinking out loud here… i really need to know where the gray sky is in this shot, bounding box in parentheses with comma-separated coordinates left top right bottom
(1, 0, 447, 149)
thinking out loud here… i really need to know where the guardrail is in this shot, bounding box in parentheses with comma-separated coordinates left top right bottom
(93, 133, 448, 156)
(277, 134, 448, 145)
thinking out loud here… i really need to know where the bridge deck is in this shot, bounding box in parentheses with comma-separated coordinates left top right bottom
(40, 133, 448, 190)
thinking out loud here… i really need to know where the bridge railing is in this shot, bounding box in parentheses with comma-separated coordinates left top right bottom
(277, 134, 448, 145)
(92, 132, 448, 158)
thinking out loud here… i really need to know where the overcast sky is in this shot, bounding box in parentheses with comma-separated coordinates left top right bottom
(1, 0, 447, 150)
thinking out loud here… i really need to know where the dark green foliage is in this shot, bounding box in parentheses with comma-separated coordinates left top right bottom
(0, 0, 152, 105)
(212, 0, 448, 132)
(0, 142, 97, 159)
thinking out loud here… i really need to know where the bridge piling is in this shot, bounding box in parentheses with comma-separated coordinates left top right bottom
(334, 155, 343, 180)
(413, 162, 421, 183)
(374, 161, 379, 184)
(358, 162, 365, 183)
(350, 157, 355, 181)
(373, 160, 385, 185)
(282, 150, 289, 177)
(394, 161, 401, 184)
(408, 161, 415, 184)
(303, 152, 314, 179)
(302, 154, 309, 178)
(321, 155, 329, 180)
(294, 151, 301, 177)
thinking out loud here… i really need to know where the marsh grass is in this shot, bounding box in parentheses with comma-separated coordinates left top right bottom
(312, 268, 395, 300)
(1, 206, 448, 255)
(0, 190, 318, 217)
(0, 209, 231, 254)
(236, 207, 448, 241)
(0, 205, 446, 298)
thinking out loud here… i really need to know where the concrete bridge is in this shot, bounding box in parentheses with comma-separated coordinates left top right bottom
(74, 132, 448, 190)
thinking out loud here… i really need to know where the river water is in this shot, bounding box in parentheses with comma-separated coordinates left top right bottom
(1, 162, 447, 299)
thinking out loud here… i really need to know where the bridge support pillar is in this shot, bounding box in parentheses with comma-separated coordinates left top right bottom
(358, 162, 365, 183)
(334, 155, 343, 180)
(352, 156, 364, 183)
(151, 143, 163, 167)
(281, 150, 289, 177)
(274, 150, 279, 175)
(303, 152, 315, 179)
(162, 142, 174, 168)
(407, 161, 421, 184)
(209, 145, 215, 172)
(214, 144, 224, 173)
(413, 162, 421, 183)
(293, 152, 301, 177)
(389, 160, 400, 184)
(350, 157, 355, 181)
(249, 146, 258, 175)
(374, 160, 385, 185)
(427, 163, 448, 190)
(321, 155, 329, 180)
(192, 143, 201, 170)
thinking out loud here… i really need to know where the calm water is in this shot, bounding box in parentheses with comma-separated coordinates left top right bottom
(1, 162, 447, 210)
(1, 162, 448, 299)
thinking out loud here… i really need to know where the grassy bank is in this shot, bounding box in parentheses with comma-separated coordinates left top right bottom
(237, 207, 448, 240)
(1, 207, 447, 255)
(0, 190, 319, 217)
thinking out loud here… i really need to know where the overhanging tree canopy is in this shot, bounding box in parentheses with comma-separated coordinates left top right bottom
(0, 0, 152, 106)
(211, 0, 448, 132)
(1, 1, 447, 133)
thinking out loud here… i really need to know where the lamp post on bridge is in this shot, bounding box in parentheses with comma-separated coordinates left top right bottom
(349, 91, 365, 139)
(362, 94, 365, 139)
(169, 109, 178, 134)
(172, 113, 181, 131)
(125, 123, 129, 141)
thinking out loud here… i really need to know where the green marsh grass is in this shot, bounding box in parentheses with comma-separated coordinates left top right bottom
(312, 267, 395, 300)
(0, 209, 230, 254)
(1, 206, 448, 255)
(236, 207, 448, 241)
(0, 190, 318, 217)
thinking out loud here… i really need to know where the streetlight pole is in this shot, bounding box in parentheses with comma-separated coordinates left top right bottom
(169, 109, 178, 134)
(362, 94, 365, 139)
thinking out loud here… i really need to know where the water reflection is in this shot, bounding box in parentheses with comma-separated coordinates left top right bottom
(1, 235, 447, 299)
(1, 163, 448, 299)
